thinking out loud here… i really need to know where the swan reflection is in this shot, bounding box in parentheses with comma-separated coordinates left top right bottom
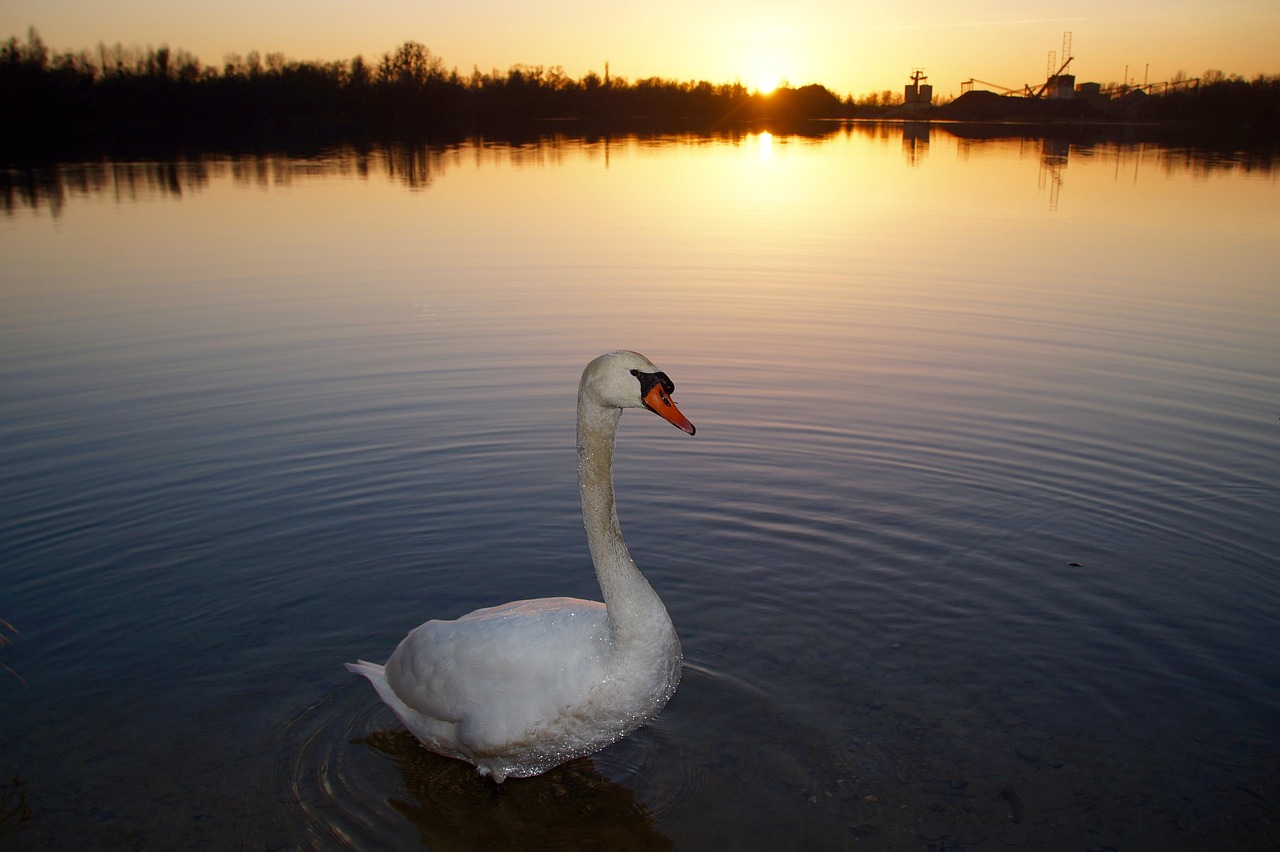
(353, 729, 672, 850)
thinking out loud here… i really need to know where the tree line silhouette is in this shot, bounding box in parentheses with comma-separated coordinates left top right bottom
(3, 27, 1277, 154)
(2, 28, 848, 151)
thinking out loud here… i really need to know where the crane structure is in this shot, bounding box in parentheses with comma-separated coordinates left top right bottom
(962, 32, 1076, 100)
(1031, 32, 1073, 98)
(960, 78, 1031, 97)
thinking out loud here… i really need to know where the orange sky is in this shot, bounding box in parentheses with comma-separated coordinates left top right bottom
(5, 0, 1278, 97)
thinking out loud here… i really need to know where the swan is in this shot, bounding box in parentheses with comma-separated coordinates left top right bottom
(346, 350, 696, 782)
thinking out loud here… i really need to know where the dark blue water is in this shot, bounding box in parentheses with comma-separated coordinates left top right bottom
(2, 127, 1278, 848)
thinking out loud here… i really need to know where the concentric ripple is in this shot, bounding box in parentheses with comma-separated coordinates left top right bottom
(278, 662, 852, 849)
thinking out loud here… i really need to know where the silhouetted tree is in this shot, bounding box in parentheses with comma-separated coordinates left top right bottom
(378, 41, 444, 87)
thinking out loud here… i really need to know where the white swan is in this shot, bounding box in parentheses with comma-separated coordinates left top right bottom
(347, 351, 696, 782)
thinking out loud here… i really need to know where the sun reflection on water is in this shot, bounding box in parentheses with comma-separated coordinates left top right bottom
(756, 131, 774, 161)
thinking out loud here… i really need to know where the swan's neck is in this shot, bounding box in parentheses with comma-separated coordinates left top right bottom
(577, 399, 669, 639)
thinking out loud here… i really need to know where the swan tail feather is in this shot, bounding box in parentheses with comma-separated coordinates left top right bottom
(345, 660, 385, 679)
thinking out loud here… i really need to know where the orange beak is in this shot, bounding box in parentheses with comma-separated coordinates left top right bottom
(642, 383, 696, 435)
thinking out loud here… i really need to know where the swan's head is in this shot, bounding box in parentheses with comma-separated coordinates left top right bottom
(581, 351, 696, 436)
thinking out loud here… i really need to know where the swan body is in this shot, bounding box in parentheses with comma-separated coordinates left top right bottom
(347, 351, 695, 782)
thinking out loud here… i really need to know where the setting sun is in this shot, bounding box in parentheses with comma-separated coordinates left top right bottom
(752, 71, 782, 94)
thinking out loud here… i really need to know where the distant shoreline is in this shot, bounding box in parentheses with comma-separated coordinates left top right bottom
(4, 30, 1277, 161)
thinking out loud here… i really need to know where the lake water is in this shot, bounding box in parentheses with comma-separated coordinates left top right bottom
(1, 122, 1278, 849)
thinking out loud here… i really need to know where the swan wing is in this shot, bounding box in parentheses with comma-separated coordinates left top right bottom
(383, 597, 612, 749)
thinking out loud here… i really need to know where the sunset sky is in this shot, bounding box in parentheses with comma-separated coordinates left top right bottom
(5, 0, 1278, 97)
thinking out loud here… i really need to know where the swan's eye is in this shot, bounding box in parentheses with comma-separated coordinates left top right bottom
(632, 369, 676, 406)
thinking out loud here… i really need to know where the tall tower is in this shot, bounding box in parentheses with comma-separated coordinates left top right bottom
(904, 69, 933, 106)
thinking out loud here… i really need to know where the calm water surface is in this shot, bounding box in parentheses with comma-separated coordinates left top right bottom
(2, 124, 1278, 849)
